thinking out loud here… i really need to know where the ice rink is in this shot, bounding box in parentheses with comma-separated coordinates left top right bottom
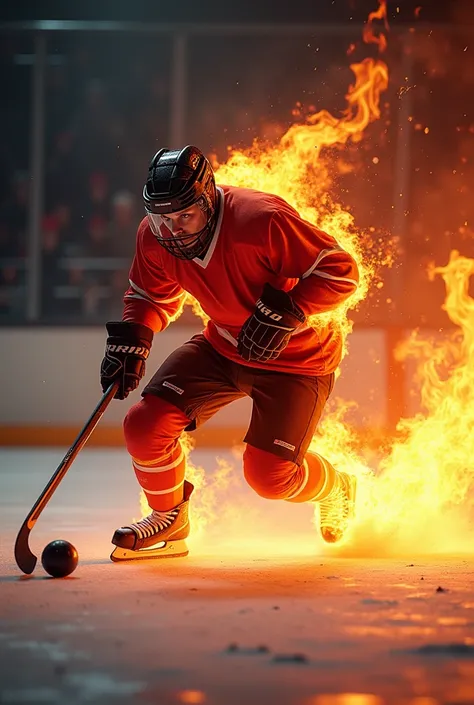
(1, 447, 474, 705)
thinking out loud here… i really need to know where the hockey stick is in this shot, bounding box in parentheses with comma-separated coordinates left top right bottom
(14, 382, 119, 575)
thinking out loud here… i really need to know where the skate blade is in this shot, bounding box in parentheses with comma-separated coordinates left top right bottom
(110, 539, 188, 562)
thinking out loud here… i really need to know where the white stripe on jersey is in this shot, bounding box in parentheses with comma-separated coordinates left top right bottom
(127, 279, 186, 305)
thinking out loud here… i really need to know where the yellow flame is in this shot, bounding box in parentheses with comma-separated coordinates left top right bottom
(306, 696, 384, 705)
(184, 294, 210, 326)
(319, 251, 474, 557)
(181, 57, 388, 361)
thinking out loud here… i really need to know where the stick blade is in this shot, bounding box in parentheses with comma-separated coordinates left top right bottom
(14, 524, 37, 574)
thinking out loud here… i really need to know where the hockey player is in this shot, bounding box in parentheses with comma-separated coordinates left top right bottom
(100, 145, 359, 561)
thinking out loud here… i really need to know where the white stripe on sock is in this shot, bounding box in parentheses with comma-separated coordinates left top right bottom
(306, 453, 331, 502)
(144, 479, 184, 495)
(133, 448, 184, 474)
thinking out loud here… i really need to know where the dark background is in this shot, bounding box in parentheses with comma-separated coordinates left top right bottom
(0, 0, 458, 25)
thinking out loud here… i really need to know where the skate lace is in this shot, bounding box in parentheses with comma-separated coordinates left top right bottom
(128, 507, 180, 540)
(319, 485, 348, 530)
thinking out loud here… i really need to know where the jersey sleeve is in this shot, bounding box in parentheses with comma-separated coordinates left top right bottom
(268, 208, 359, 316)
(122, 219, 186, 332)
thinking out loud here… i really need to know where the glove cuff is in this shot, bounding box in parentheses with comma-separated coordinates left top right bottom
(106, 321, 154, 345)
(261, 284, 305, 324)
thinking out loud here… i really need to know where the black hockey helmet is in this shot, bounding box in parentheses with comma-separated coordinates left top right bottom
(143, 145, 218, 260)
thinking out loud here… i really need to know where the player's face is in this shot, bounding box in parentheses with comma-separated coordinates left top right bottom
(160, 204, 207, 236)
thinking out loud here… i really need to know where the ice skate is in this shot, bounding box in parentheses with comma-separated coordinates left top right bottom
(318, 471, 356, 544)
(110, 480, 194, 562)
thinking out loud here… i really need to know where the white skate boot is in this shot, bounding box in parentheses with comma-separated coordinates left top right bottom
(318, 471, 356, 544)
(110, 480, 194, 561)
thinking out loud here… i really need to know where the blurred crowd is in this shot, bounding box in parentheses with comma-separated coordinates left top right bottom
(0, 32, 302, 323)
(0, 34, 175, 322)
(1, 169, 138, 321)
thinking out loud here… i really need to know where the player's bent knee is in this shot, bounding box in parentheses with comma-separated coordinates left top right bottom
(123, 395, 189, 457)
(243, 444, 297, 500)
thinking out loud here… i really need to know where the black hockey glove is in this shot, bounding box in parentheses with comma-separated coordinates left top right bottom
(237, 283, 305, 363)
(100, 321, 153, 400)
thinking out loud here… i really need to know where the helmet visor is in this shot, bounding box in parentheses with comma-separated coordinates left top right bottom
(145, 211, 165, 238)
(145, 209, 212, 260)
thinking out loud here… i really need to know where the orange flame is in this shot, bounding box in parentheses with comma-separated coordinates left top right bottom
(363, 0, 389, 53)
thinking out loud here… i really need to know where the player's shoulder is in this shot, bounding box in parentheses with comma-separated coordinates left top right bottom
(220, 184, 298, 224)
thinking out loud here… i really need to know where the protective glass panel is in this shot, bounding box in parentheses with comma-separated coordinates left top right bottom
(0, 33, 34, 323)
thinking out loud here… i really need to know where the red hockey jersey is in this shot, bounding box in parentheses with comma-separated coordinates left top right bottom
(122, 185, 359, 375)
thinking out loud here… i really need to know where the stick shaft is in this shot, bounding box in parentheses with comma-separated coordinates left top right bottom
(27, 383, 119, 528)
(14, 383, 118, 573)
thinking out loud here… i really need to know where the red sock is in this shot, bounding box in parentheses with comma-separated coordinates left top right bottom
(132, 441, 185, 511)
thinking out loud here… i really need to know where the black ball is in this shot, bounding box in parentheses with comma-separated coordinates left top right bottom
(41, 539, 78, 578)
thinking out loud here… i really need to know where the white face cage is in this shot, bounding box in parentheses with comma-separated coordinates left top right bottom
(145, 207, 216, 260)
